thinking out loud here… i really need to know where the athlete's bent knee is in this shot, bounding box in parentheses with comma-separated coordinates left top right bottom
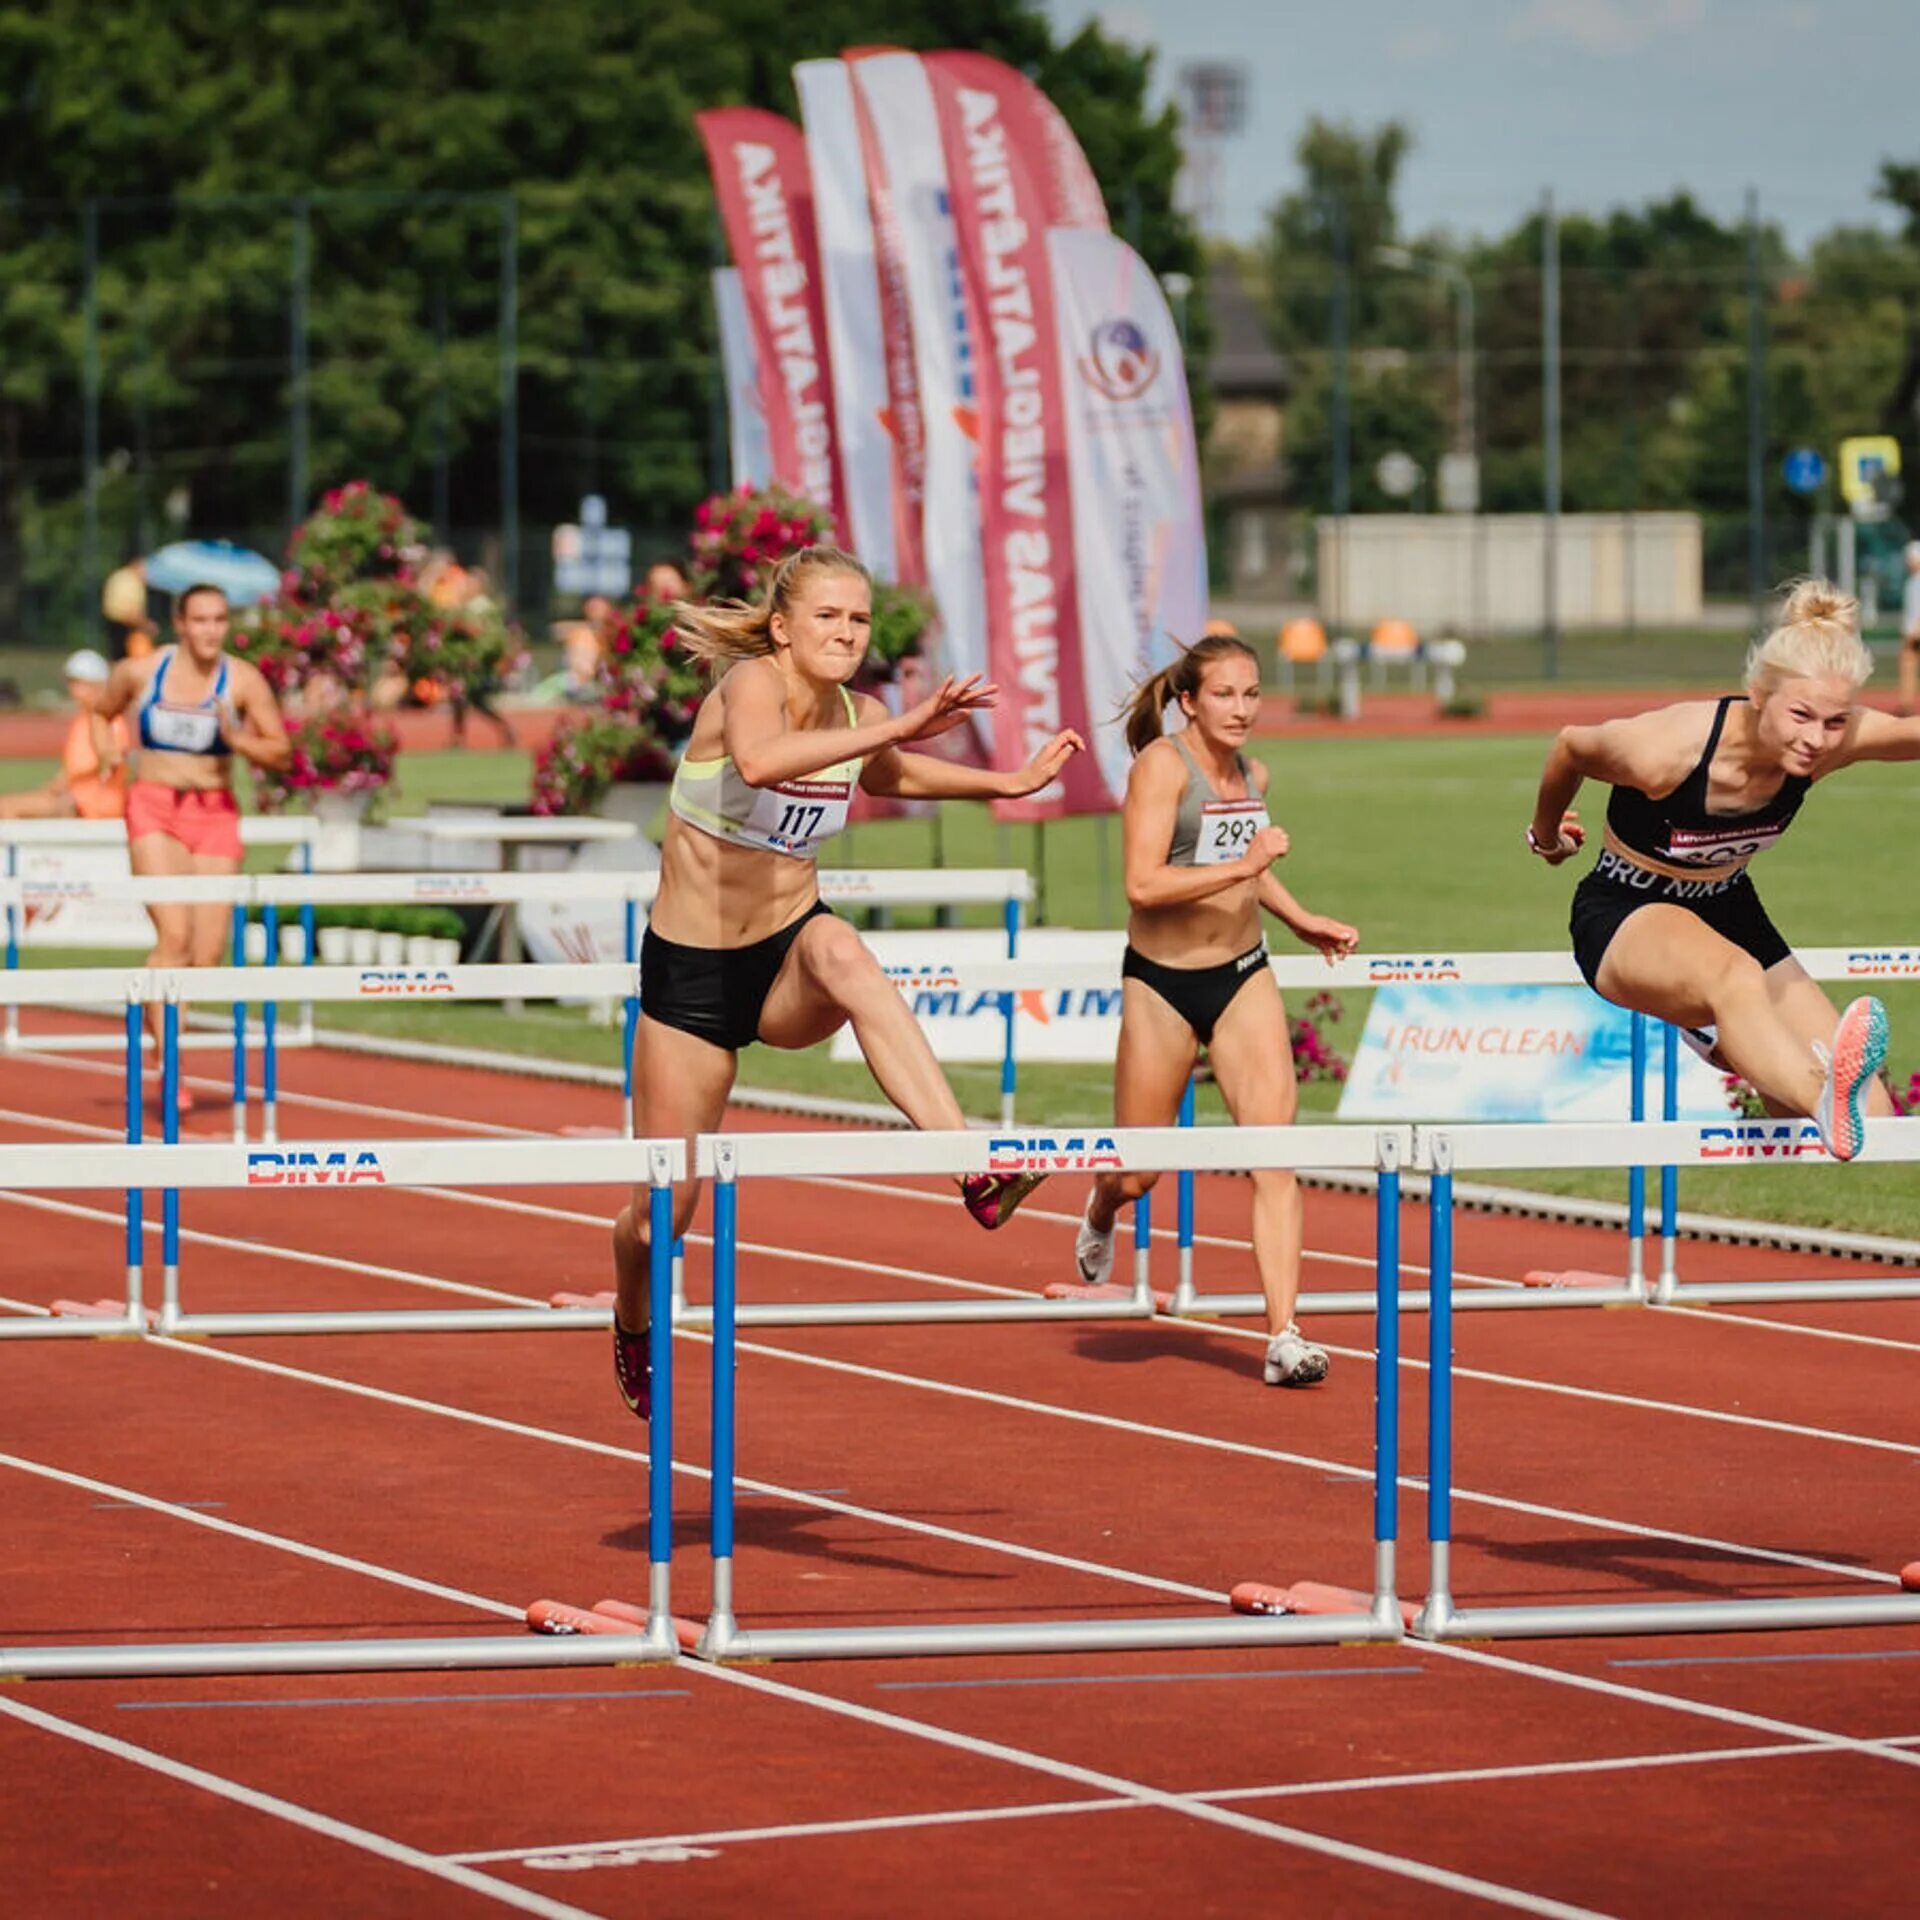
(803, 917, 884, 1005)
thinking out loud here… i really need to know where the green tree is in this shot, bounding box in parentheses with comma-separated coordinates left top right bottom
(0, 0, 1197, 642)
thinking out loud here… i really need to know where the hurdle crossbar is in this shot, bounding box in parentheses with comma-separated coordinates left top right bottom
(1410, 1117, 1920, 1643)
(684, 1123, 1413, 1662)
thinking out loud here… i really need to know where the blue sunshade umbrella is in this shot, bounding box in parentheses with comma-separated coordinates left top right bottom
(144, 539, 283, 605)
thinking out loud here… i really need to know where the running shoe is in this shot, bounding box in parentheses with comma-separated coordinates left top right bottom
(960, 1171, 1045, 1231)
(1263, 1324, 1330, 1388)
(1812, 995, 1888, 1163)
(612, 1318, 651, 1421)
(1074, 1196, 1115, 1286)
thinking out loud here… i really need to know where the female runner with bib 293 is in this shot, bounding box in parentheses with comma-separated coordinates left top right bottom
(1527, 579, 1910, 1160)
(608, 545, 1083, 1418)
(1074, 634, 1360, 1388)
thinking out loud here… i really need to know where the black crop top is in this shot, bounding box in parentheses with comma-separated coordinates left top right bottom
(1604, 696, 1809, 873)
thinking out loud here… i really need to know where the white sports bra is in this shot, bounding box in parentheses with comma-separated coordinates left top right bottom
(668, 685, 863, 861)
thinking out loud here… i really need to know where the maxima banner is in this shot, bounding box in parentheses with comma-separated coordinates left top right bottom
(695, 106, 847, 539)
(845, 50, 991, 725)
(926, 51, 1099, 815)
(1338, 983, 1731, 1123)
(1045, 227, 1203, 806)
(794, 58, 896, 580)
(711, 268, 770, 491)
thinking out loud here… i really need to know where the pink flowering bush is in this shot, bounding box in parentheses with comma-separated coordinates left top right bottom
(530, 712, 674, 817)
(688, 485, 833, 602)
(1290, 990, 1349, 1086)
(1722, 1067, 1916, 1116)
(255, 712, 398, 813)
(285, 481, 421, 594)
(598, 586, 706, 746)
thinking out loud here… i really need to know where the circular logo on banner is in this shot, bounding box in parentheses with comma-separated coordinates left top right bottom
(1080, 319, 1160, 401)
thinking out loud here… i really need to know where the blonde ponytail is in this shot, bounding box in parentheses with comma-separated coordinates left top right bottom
(1745, 577, 1872, 701)
(1120, 632, 1259, 755)
(671, 544, 872, 665)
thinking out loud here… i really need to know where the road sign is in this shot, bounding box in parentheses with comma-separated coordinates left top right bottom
(1438, 452, 1480, 514)
(1839, 436, 1901, 516)
(552, 494, 632, 597)
(1781, 447, 1826, 496)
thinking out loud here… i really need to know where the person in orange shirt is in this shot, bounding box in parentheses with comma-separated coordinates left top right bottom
(0, 650, 129, 820)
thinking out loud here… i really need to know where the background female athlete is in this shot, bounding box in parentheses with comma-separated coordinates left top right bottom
(1075, 633, 1359, 1388)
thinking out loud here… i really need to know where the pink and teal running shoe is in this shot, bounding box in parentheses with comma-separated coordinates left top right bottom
(1813, 995, 1888, 1162)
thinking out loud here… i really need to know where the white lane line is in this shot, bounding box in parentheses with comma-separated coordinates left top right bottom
(690, 1658, 1611, 1920)
(0, 1451, 522, 1620)
(451, 1739, 1809, 1866)
(0, 1694, 603, 1920)
(1418, 1639, 1920, 1773)
(155, 1340, 1223, 1604)
(723, 1332, 1900, 1590)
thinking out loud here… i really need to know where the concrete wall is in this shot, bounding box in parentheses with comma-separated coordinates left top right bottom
(1314, 513, 1703, 632)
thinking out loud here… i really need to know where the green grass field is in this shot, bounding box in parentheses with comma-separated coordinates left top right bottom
(11, 732, 1920, 1238)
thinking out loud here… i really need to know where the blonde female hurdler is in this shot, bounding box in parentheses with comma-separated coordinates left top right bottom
(1075, 633, 1360, 1388)
(609, 545, 1082, 1417)
(1528, 579, 1911, 1160)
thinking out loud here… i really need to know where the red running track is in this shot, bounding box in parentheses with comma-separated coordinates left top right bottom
(3, 1028, 1920, 1918)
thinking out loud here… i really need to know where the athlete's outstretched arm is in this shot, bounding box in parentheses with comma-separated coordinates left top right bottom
(1825, 706, 1920, 769)
(724, 662, 992, 789)
(860, 724, 1083, 800)
(1527, 707, 1699, 864)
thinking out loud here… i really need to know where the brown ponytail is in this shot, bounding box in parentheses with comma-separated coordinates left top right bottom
(1121, 633, 1260, 755)
(671, 544, 872, 665)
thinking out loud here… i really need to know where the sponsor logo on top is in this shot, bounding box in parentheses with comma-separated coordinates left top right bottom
(1696, 1121, 1825, 1160)
(357, 969, 456, 996)
(409, 875, 492, 900)
(1366, 958, 1463, 983)
(987, 1134, 1123, 1173)
(1845, 950, 1920, 977)
(247, 1149, 388, 1186)
(1078, 318, 1159, 402)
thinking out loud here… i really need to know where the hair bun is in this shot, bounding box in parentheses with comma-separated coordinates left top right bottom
(1779, 577, 1858, 631)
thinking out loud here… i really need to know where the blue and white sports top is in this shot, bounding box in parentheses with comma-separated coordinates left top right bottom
(136, 648, 232, 757)
(668, 685, 862, 861)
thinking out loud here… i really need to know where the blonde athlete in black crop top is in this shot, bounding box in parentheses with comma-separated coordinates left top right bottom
(1075, 634, 1359, 1388)
(1528, 579, 1920, 1161)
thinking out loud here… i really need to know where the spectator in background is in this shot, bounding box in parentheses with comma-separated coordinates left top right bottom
(643, 558, 691, 602)
(1899, 541, 1920, 717)
(0, 650, 129, 820)
(102, 557, 156, 661)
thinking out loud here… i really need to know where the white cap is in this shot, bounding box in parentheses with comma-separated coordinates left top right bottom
(62, 648, 110, 684)
(1905, 541, 1920, 566)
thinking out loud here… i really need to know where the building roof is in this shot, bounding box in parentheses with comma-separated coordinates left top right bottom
(1208, 258, 1289, 399)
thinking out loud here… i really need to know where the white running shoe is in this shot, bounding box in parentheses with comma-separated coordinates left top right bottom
(1812, 996, 1888, 1163)
(1074, 1197, 1115, 1287)
(1263, 1324, 1330, 1387)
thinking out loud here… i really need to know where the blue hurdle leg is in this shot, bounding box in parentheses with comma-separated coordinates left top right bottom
(1657, 1023, 1680, 1299)
(123, 1001, 144, 1319)
(262, 905, 281, 1145)
(1415, 1137, 1456, 1638)
(1372, 1132, 1403, 1625)
(161, 999, 182, 1331)
(701, 1145, 739, 1657)
(1627, 1012, 1647, 1293)
(1173, 1077, 1197, 1310)
(646, 1147, 676, 1639)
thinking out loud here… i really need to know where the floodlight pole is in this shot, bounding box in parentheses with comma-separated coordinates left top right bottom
(289, 197, 310, 530)
(82, 200, 100, 601)
(1541, 190, 1561, 678)
(1745, 186, 1768, 631)
(498, 193, 519, 609)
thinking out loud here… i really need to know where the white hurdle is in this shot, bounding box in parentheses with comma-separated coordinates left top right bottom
(0, 1132, 685, 1681)
(687, 1122, 1413, 1662)
(1411, 1116, 1920, 1642)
